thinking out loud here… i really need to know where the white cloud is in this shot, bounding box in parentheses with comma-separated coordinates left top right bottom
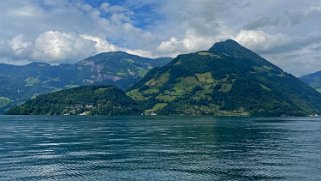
(0, 57, 30, 65)
(100, 2, 133, 15)
(6, 5, 44, 18)
(29, 31, 152, 64)
(156, 32, 212, 57)
(32, 31, 96, 63)
(156, 26, 233, 57)
(0, 0, 153, 64)
(3, 30, 154, 64)
(235, 30, 290, 53)
(1, 0, 321, 75)
(8, 34, 32, 55)
(80, 34, 152, 58)
(80, 34, 119, 53)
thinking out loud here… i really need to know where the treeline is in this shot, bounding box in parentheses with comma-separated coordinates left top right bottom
(5, 85, 140, 115)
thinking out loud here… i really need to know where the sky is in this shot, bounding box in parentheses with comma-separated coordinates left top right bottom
(1, 0, 321, 76)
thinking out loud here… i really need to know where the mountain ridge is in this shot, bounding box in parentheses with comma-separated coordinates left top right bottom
(0, 51, 171, 112)
(300, 70, 321, 92)
(127, 39, 321, 116)
(6, 40, 321, 116)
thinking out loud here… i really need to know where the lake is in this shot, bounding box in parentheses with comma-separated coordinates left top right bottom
(0, 116, 321, 180)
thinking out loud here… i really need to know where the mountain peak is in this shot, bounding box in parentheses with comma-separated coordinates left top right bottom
(208, 39, 245, 53)
(126, 39, 321, 116)
(212, 39, 240, 47)
(208, 39, 282, 70)
(94, 51, 131, 57)
(26, 62, 51, 67)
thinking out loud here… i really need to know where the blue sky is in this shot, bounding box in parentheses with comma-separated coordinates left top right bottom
(1, 0, 321, 75)
(84, 0, 162, 28)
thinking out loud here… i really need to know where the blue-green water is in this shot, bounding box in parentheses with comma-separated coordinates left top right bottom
(0, 116, 321, 180)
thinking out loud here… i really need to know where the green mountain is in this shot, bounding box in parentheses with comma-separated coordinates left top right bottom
(74, 51, 171, 89)
(300, 71, 321, 92)
(0, 52, 171, 112)
(127, 40, 321, 116)
(5, 85, 139, 115)
(7, 40, 321, 116)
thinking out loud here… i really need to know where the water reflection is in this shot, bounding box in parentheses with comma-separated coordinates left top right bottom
(0, 116, 321, 180)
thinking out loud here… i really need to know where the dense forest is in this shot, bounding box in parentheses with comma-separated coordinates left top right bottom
(5, 85, 140, 115)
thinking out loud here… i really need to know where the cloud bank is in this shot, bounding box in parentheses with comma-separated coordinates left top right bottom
(1, 0, 321, 75)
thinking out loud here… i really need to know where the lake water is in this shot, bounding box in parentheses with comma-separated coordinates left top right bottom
(0, 116, 321, 180)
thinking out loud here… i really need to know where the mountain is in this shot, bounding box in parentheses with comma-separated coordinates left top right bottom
(74, 52, 171, 89)
(300, 71, 321, 92)
(0, 52, 171, 112)
(0, 62, 78, 109)
(7, 40, 321, 116)
(127, 40, 321, 116)
(5, 85, 139, 115)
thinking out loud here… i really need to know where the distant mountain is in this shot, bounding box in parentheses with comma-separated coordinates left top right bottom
(5, 85, 139, 115)
(74, 52, 171, 88)
(127, 40, 321, 116)
(0, 52, 171, 112)
(7, 40, 321, 116)
(300, 71, 321, 92)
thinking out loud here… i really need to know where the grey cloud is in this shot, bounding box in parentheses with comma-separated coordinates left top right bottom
(243, 17, 283, 30)
(122, 0, 321, 75)
(1, 0, 321, 75)
(0, 0, 154, 64)
(255, 32, 321, 55)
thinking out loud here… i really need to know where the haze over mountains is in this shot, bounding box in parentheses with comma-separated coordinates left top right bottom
(7, 40, 321, 116)
(300, 71, 321, 92)
(0, 52, 171, 112)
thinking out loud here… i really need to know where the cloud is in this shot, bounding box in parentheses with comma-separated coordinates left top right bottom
(80, 34, 119, 53)
(149, 0, 321, 75)
(32, 31, 96, 63)
(2, 31, 154, 64)
(100, 2, 133, 16)
(156, 29, 222, 57)
(1, 0, 321, 75)
(80, 34, 152, 57)
(235, 30, 291, 54)
(0, 0, 154, 64)
(8, 34, 32, 55)
(6, 4, 44, 18)
(243, 17, 284, 30)
(156, 34, 206, 56)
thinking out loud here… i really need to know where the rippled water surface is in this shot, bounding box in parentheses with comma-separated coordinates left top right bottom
(1, 116, 321, 180)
